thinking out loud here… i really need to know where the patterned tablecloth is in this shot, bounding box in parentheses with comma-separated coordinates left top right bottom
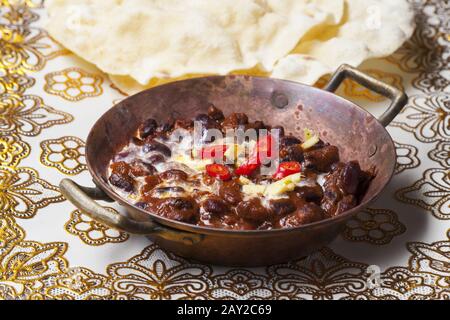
(0, 0, 448, 300)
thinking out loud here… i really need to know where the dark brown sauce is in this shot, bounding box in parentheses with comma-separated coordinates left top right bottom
(108, 105, 374, 230)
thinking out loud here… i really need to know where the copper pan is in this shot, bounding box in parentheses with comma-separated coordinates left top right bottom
(60, 64, 407, 266)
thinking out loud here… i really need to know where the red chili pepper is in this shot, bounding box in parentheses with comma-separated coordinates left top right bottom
(235, 134, 274, 176)
(234, 162, 259, 176)
(272, 161, 301, 179)
(255, 134, 274, 163)
(205, 164, 232, 180)
(198, 144, 228, 159)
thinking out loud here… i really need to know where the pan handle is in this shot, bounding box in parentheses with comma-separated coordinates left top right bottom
(324, 64, 408, 126)
(59, 178, 203, 245)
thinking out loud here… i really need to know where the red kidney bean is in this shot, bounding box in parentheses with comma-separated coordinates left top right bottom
(202, 197, 230, 215)
(207, 104, 224, 122)
(138, 118, 158, 139)
(159, 169, 188, 181)
(109, 173, 134, 192)
(143, 140, 171, 156)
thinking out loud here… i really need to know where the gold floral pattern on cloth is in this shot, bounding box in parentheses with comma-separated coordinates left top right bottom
(371, 267, 441, 300)
(107, 245, 212, 300)
(342, 208, 406, 245)
(0, 239, 67, 284)
(391, 93, 450, 143)
(408, 238, 450, 290)
(65, 209, 129, 246)
(394, 142, 420, 174)
(386, 2, 446, 75)
(408, 12, 449, 94)
(0, 215, 22, 251)
(0, 216, 110, 301)
(40, 136, 87, 175)
(43, 267, 112, 300)
(386, 25, 441, 74)
(0, 216, 67, 292)
(0, 165, 64, 219)
(1, 0, 43, 10)
(0, 281, 46, 300)
(396, 168, 450, 220)
(0, 23, 65, 73)
(0, 282, 31, 300)
(44, 68, 103, 101)
(428, 141, 450, 168)
(209, 270, 273, 300)
(0, 1, 40, 25)
(267, 248, 371, 300)
(0, 133, 29, 166)
(413, 66, 450, 94)
(0, 0, 66, 73)
(0, 93, 73, 136)
(0, 67, 35, 95)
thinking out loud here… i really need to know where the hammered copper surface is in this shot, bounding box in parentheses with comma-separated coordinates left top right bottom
(85, 75, 397, 266)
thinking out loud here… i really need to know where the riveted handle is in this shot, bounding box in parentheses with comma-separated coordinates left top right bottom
(324, 64, 408, 126)
(59, 178, 203, 245)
